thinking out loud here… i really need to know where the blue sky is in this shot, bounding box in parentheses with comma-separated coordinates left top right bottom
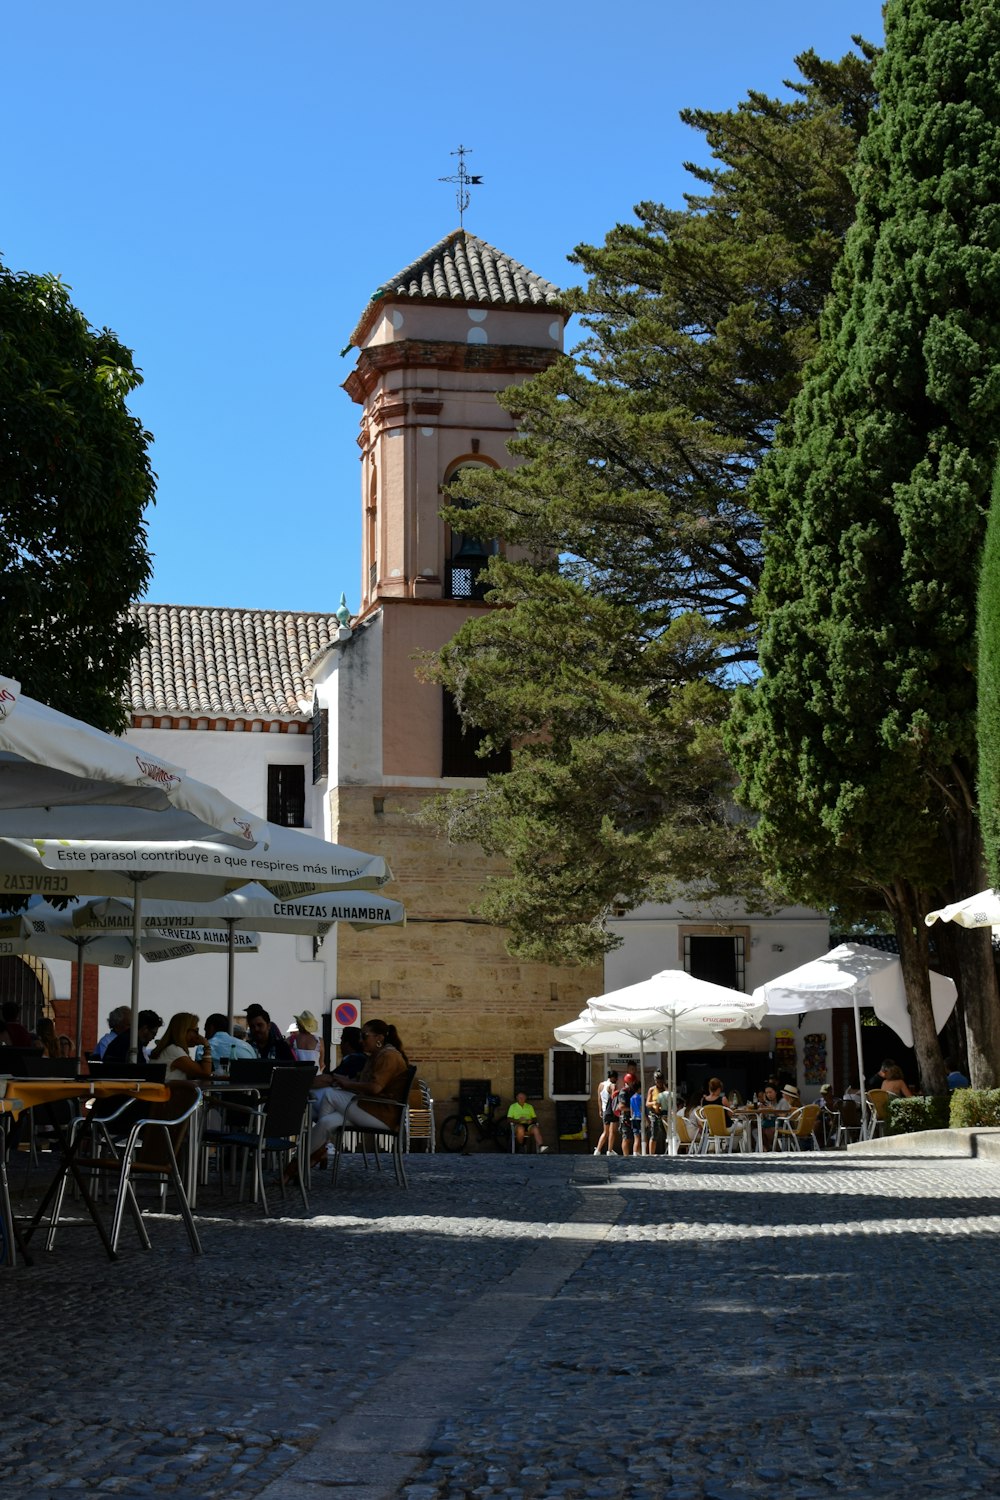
(3, 1, 885, 615)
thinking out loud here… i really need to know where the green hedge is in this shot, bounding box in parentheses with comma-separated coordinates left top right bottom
(949, 1088, 1000, 1128)
(886, 1095, 950, 1135)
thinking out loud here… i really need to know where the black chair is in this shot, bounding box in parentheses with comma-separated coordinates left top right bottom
(330, 1064, 417, 1190)
(201, 1066, 314, 1215)
(229, 1058, 275, 1086)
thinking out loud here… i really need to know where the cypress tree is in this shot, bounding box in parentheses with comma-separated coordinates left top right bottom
(977, 461, 1000, 885)
(731, 0, 1000, 1088)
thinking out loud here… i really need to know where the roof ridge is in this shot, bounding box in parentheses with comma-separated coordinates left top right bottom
(349, 227, 563, 344)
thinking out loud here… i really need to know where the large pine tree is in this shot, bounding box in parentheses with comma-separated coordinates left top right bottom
(427, 46, 877, 963)
(731, 0, 1000, 1089)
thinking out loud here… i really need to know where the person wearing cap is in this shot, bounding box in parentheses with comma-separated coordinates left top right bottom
(288, 1010, 324, 1070)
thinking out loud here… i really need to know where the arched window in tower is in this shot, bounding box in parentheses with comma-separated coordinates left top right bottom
(366, 467, 378, 599)
(443, 460, 499, 601)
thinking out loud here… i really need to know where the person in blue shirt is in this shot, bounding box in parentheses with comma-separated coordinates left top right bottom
(944, 1056, 970, 1089)
(195, 1014, 257, 1070)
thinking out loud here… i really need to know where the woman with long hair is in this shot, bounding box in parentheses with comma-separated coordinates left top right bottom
(149, 1012, 213, 1084)
(308, 1018, 409, 1163)
(36, 1016, 59, 1060)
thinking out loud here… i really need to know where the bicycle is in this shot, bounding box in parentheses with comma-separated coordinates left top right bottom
(439, 1092, 509, 1152)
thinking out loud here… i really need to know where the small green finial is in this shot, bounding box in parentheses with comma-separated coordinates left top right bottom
(336, 592, 352, 628)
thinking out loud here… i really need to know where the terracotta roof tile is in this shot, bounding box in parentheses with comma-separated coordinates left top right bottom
(130, 603, 340, 720)
(350, 229, 562, 343)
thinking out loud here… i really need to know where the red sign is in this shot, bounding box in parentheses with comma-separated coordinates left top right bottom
(335, 1001, 358, 1026)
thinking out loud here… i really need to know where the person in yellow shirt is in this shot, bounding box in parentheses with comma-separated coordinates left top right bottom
(506, 1091, 549, 1153)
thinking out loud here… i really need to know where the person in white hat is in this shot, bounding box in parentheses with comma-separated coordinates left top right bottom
(287, 1010, 324, 1070)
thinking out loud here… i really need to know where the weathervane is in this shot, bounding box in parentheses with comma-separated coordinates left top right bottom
(439, 144, 482, 228)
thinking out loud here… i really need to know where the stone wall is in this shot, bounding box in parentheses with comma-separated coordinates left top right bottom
(331, 784, 600, 1140)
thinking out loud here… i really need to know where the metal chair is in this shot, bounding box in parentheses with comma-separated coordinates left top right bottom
(47, 1083, 203, 1254)
(865, 1089, 890, 1139)
(835, 1098, 864, 1147)
(330, 1064, 417, 1189)
(773, 1103, 822, 1152)
(201, 1065, 314, 1215)
(698, 1104, 739, 1154)
(405, 1077, 435, 1153)
(674, 1112, 698, 1155)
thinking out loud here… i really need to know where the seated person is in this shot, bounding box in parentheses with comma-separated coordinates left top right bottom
(195, 1014, 257, 1071)
(1, 1000, 40, 1051)
(944, 1056, 970, 1090)
(507, 1091, 548, 1153)
(91, 1006, 130, 1060)
(331, 1025, 367, 1080)
(879, 1064, 912, 1098)
(309, 1019, 410, 1162)
(149, 1013, 213, 1083)
(700, 1077, 731, 1110)
(102, 1010, 163, 1067)
(756, 1083, 784, 1150)
(246, 1006, 296, 1063)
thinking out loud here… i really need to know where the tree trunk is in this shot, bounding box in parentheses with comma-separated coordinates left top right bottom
(941, 801, 1000, 1086)
(888, 880, 947, 1095)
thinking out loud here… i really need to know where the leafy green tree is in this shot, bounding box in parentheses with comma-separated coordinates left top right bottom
(427, 45, 877, 962)
(731, 0, 1000, 1090)
(0, 262, 154, 731)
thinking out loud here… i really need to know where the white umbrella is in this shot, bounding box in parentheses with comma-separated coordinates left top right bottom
(72, 884, 406, 1027)
(0, 675, 264, 848)
(752, 942, 957, 1136)
(574, 970, 766, 1154)
(0, 898, 260, 1057)
(0, 824, 392, 1060)
(925, 889, 1000, 929)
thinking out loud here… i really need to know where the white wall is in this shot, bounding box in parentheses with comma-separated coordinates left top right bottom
(127, 725, 313, 827)
(605, 900, 835, 1102)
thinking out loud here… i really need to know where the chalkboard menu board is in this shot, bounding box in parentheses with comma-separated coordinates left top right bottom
(513, 1052, 545, 1099)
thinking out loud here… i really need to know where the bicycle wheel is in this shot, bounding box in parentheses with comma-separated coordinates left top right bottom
(439, 1114, 469, 1152)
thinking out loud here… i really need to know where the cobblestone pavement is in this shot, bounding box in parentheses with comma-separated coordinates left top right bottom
(5, 1147, 1000, 1498)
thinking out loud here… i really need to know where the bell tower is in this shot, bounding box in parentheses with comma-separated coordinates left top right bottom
(320, 230, 599, 1133)
(343, 229, 567, 613)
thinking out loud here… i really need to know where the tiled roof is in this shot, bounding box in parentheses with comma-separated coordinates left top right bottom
(351, 229, 562, 341)
(130, 603, 341, 720)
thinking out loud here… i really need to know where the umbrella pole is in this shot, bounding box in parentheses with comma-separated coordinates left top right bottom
(853, 997, 870, 1140)
(668, 1014, 677, 1157)
(226, 918, 237, 1030)
(73, 937, 86, 1063)
(128, 878, 143, 1064)
(638, 1042, 647, 1157)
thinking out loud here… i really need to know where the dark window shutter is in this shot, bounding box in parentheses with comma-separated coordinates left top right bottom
(441, 691, 510, 777)
(312, 704, 329, 784)
(267, 764, 305, 826)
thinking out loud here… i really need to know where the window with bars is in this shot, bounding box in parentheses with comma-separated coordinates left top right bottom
(682, 933, 746, 991)
(549, 1047, 590, 1099)
(267, 764, 305, 827)
(312, 703, 329, 785)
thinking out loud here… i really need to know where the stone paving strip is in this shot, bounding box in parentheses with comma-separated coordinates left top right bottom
(5, 1150, 1000, 1497)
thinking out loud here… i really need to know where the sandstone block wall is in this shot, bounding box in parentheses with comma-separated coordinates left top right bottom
(331, 785, 601, 1141)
